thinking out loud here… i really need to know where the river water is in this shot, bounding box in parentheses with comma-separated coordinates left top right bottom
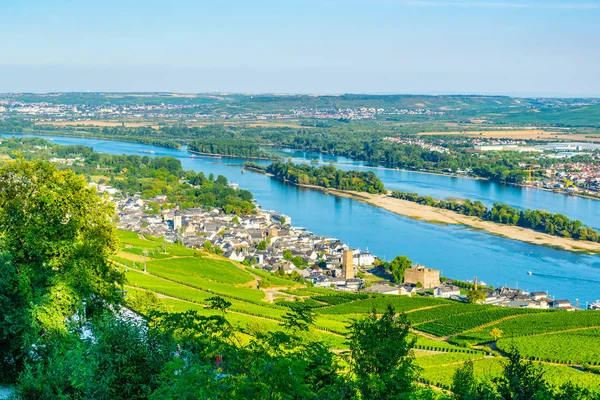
(3, 133, 600, 304)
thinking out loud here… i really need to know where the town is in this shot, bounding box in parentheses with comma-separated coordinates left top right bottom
(0, 96, 442, 122)
(107, 183, 592, 311)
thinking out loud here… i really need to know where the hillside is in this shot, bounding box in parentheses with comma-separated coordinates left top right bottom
(114, 230, 600, 392)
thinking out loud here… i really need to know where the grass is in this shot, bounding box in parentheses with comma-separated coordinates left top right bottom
(147, 257, 254, 285)
(415, 352, 485, 369)
(159, 297, 347, 349)
(414, 308, 544, 337)
(496, 328, 600, 365)
(248, 267, 301, 287)
(116, 229, 600, 390)
(316, 296, 447, 315)
(421, 357, 600, 390)
(452, 311, 600, 345)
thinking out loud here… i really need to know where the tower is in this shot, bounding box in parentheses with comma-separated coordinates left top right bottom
(173, 215, 182, 230)
(342, 249, 354, 280)
(474, 276, 478, 291)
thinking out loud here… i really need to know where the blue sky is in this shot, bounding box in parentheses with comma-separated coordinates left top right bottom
(1, 0, 599, 96)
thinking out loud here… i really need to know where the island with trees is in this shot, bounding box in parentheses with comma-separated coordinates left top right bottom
(188, 139, 278, 159)
(265, 161, 387, 194)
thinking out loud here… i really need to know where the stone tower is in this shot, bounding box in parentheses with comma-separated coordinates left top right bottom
(173, 215, 182, 230)
(342, 249, 354, 280)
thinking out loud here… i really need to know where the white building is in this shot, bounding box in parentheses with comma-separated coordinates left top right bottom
(353, 249, 376, 267)
(433, 285, 461, 298)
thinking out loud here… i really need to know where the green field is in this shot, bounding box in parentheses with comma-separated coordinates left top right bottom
(421, 357, 600, 391)
(147, 256, 255, 285)
(452, 311, 600, 345)
(497, 328, 600, 365)
(114, 230, 600, 391)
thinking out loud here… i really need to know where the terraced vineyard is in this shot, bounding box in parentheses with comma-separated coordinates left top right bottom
(112, 230, 600, 391)
(420, 357, 600, 391)
(496, 328, 600, 365)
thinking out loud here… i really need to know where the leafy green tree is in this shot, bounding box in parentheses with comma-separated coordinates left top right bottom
(493, 348, 549, 400)
(388, 255, 412, 283)
(0, 159, 123, 381)
(451, 361, 495, 400)
(467, 290, 487, 304)
(126, 290, 165, 316)
(215, 174, 228, 186)
(283, 249, 293, 260)
(291, 255, 306, 268)
(282, 305, 315, 332)
(257, 240, 267, 251)
(208, 296, 232, 315)
(348, 305, 419, 399)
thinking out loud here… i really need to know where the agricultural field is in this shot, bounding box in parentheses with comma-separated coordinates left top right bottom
(413, 308, 546, 338)
(420, 357, 600, 391)
(452, 311, 600, 346)
(315, 295, 447, 314)
(496, 328, 600, 365)
(114, 231, 600, 391)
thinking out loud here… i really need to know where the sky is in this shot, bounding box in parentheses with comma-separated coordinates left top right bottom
(1, 0, 599, 96)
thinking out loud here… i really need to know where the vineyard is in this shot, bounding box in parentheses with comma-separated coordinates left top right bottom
(496, 328, 600, 365)
(112, 230, 600, 392)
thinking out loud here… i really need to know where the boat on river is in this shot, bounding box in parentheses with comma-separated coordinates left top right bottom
(190, 152, 222, 159)
(139, 150, 155, 154)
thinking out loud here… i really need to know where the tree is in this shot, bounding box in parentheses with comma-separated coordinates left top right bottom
(490, 328, 503, 342)
(126, 290, 165, 316)
(282, 305, 315, 332)
(467, 290, 487, 304)
(291, 255, 305, 268)
(348, 305, 419, 399)
(283, 249, 293, 260)
(257, 240, 267, 251)
(452, 361, 480, 400)
(0, 159, 123, 381)
(207, 296, 232, 315)
(388, 255, 412, 283)
(215, 175, 228, 186)
(451, 360, 498, 400)
(493, 348, 549, 400)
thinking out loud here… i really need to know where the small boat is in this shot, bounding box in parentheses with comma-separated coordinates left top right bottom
(191, 153, 222, 159)
(190, 154, 198, 158)
(527, 271, 532, 275)
(241, 169, 246, 174)
(139, 150, 155, 154)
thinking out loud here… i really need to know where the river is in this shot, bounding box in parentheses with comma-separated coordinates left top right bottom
(3, 133, 600, 305)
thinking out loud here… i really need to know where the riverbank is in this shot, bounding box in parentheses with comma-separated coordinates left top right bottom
(188, 149, 277, 160)
(2, 129, 182, 149)
(514, 182, 600, 201)
(301, 185, 600, 254)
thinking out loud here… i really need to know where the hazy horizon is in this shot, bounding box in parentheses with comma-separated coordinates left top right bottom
(1, 0, 599, 96)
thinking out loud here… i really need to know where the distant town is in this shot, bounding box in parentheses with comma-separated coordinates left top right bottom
(384, 136, 600, 197)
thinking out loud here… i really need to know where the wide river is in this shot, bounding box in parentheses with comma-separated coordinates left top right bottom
(4, 133, 600, 304)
